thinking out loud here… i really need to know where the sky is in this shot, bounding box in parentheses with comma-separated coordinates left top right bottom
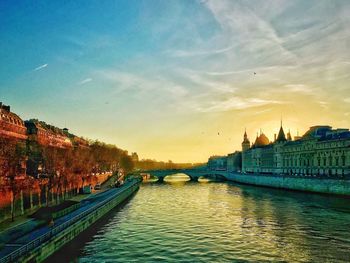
(1, 0, 350, 163)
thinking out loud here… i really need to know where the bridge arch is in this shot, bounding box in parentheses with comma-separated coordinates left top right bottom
(139, 169, 228, 183)
(163, 173, 193, 182)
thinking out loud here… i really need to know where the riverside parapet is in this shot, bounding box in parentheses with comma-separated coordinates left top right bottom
(0, 178, 141, 263)
(227, 172, 350, 196)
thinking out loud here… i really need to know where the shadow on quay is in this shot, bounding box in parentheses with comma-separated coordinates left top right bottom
(44, 190, 139, 263)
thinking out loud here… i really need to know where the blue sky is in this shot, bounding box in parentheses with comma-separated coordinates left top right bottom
(1, 0, 350, 162)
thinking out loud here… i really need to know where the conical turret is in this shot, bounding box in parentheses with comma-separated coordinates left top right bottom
(276, 120, 287, 142)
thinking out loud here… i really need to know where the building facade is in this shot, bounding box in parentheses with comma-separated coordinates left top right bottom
(241, 125, 350, 177)
(207, 155, 227, 170)
(0, 102, 27, 141)
(0, 103, 28, 179)
(227, 151, 242, 172)
(25, 120, 73, 149)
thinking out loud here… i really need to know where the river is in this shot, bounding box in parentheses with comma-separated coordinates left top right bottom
(52, 174, 350, 262)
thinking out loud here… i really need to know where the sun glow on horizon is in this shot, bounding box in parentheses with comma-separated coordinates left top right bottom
(1, 1, 350, 163)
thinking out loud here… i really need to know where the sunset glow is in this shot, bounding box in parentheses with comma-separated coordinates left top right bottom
(1, 1, 349, 162)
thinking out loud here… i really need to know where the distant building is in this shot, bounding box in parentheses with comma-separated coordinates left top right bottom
(207, 155, 227, 170)
(131, 152, 139, 163)
(227, 151, 242, 172)
(0, 102, 27, 141)
(241, 124, 350, 176)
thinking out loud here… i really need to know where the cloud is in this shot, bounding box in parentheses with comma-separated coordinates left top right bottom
(34, 64, 48, 71)
(79, 78, 92, 85)
(96, 69, 189, 102)
(318, 101, 329, 110)
(253, 108, 273, 115)
(195, 96, 281, 112)
(165, 45, 236, 58)
(203, 1, 298, 64)
(284, 84, 313, 94)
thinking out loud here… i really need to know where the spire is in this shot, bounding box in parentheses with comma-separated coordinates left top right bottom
(287, 129, 292, 141)
(242, 129, 250, 151)
(242, 129, 250, 143)
(276, 120, 287, 142)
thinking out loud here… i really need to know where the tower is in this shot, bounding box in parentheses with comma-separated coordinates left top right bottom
(274, 120, 287, 174)
(241, 129, 250, 173)
(241, 129, 250, 152)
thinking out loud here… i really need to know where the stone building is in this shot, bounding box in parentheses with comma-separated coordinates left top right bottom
(0, 102, 27, 141)
(25, 119, 73, 149)
(227, 151, 242, 172)
(241, 124, 350, 177)
(24, 120, 73, 177)
(207, 155, 227, 170)
(0, 103, 27, 177)
(0, 103, 28, 220)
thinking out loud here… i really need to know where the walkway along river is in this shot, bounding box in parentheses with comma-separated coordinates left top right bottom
(52, 174, 350, 262)
(0, 178, 141, 263)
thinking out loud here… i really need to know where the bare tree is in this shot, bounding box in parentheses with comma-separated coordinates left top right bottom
(0, 138, 28, 221)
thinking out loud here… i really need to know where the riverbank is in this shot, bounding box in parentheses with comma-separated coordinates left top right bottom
(227, 172, 350, 196)
(0, 178, 141, 263)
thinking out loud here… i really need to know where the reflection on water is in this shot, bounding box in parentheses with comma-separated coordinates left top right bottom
(198, 175, 223, 183)
(197, 176, 211, 183)
(142, 176, 159, 183)
(71, 179, 350, 262)
(164, 173, 191, 183)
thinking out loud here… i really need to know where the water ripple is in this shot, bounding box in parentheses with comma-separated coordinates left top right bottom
(75, 180, 350, 262)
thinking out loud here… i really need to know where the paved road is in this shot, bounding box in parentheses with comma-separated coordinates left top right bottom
(0, 180, 137, 261)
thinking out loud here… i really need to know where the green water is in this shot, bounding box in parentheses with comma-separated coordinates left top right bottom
(69, 174, 350, 262)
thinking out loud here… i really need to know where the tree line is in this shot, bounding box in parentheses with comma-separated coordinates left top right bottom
(0, 138, 134, 221)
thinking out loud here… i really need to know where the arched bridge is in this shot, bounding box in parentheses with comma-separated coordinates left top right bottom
(139, 168, 228, 182)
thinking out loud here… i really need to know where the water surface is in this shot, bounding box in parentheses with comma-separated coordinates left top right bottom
(67, 174, 350, 262)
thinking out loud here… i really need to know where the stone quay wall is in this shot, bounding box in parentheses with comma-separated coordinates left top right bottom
(227, 172, 350, 196)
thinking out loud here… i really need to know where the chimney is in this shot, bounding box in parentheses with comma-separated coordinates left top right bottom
(3, 105, 10, 112)
(274, 134, 277, 141)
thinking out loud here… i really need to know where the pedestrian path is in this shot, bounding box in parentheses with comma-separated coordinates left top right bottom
(0, 181, 136, 263)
